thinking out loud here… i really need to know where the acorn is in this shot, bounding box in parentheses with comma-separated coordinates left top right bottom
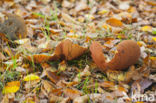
(90, 40, 140, 71)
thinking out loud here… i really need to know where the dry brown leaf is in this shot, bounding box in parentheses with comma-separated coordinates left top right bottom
(51, 88, 63, 96)
(63, 88, 82, 99)
(42, 80, 55, 94)
(46, 70, 60, 84)
(73, 95, 88, 103)
(0, 32, 9, 42)
(49, 94, 65, 103)
(27, 54, 54, 63)
(75, 0, 89, 12)
(146, 0, 156, 6)
(0, 52, 6, 61)
(99, 81, 115, 88)
(106, 18, 123, 27)
(58, 60, 67, 71)
(61, 12, 80, 25)
(106, 70, 125, 82)
(90, 40, 140, 71)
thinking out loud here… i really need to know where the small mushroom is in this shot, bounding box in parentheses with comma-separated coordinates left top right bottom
(90, 40, 140, 71)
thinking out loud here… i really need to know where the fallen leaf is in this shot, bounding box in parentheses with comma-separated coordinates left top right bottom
(49, 94, 64, 103)
(74, 65, 91, 82)
(131, 78, 153, 93)
(51, 88, 63, 96)
(106, 70, 125, 82)
(2, 81, 20, 94)
(119, 2, 130, 10)
(146, 0, 156, 6)
(61, 12, 80, 25)
(24, 74, 40, 81)
(152, 37, 156, 42)
(106, 18, 123, 27)
(14, 38, 30, 45)
(98, 9, 108, 15)
(63, 88, 82, 99)
(152, 28, 156, 35)
(150, 56, 156, 69)
(141, 26, 152, 32)
(42, 80, 55, 94)
(58, 60, 67, 72)
(75, 0, 89, 12)
(27, 54, 55, 63)
(99, 81, 115, 89)
(73, 95, 88, 103)
(46, 70, 60, 84)
(0, 52, 6, 61)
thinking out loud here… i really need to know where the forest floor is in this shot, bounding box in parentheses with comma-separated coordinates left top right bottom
(0, 0, 156, 103)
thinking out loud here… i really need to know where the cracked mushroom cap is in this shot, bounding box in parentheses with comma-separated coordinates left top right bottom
(90, 40, 140, 71)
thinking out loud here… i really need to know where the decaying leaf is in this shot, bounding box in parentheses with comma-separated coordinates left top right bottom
(150, 56, 156, 69)
(74, 65, 91, 82)
(131, 78, 153, 93)
(27, 54, 56, 63)
(2, 81, 20, 94)
(73, 95, 88, 103)
(46, 70, 60, 84)
(75, 0, 89, 12)
(0, 52, 6, 61)
(63, 88, 82, 99)
(58, 60, 67, 72)
(90, 40, 140, 71)
(24, 74, 40, 81)
(99, 81, 115, 89)
(42, 80, 55, 94)
(73, 94, 104, 103)
(141, 26, 152, 32)
(106, 18, 123, 27)
(106, 70, 125, 82)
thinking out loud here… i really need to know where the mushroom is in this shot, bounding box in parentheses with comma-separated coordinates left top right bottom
(90, 40, 140, 71)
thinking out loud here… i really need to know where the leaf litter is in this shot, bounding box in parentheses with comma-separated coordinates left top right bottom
(0, 0, 156, 103)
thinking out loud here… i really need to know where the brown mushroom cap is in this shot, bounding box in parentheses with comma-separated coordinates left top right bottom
(90, 40, 140, 71)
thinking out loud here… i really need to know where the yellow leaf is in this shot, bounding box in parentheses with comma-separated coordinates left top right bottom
(78, 17, 85, 23)
(98, 10, 108, 15)
(135, 102, 144, 103)
(106, 70, 125, 82)
(24, 74, 40, 81)
(102, 24, 112, 31)
(137, 41, 145, 47)
(152, 37, 156, 42)
(150, 56, 156, 60)
(141, 26, 152, 32)
(2, 81, 20, 94)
